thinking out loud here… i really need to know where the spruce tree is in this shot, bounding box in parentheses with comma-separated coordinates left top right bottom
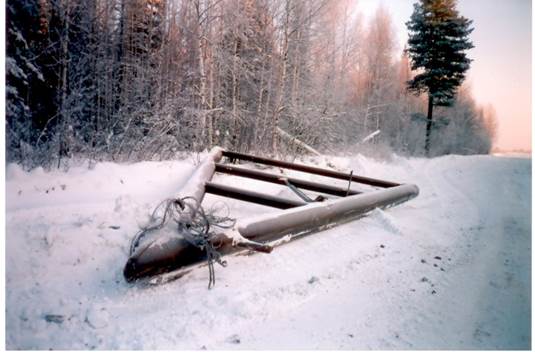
(405, 0, 474, 155)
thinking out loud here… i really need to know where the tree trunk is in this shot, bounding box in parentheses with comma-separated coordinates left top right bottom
(425, 94, 434, 156)
(195, 0, 209, 146)
(231, 39, 239, 149)
(254, 59, 266, 146)
(272, 0, 291, 155)
(58, 0, 71, 168)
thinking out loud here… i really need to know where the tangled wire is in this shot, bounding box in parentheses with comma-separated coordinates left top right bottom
(129, 197, 236, 288)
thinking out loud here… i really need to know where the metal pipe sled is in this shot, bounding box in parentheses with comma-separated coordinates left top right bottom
(123, 147, 419, 283)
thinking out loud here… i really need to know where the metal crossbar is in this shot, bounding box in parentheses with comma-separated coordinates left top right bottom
(222, 150, 399, 188)
(205, 181, 306, 209)
(215, 163, 360, 198)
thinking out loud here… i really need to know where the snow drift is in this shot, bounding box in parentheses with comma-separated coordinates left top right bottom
(5, 153, 531, 349)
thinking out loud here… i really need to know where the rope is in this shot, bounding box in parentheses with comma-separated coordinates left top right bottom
(130, 197, 236, 289)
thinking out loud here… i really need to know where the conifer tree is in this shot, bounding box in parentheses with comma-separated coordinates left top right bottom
(405, 0, 474, 155)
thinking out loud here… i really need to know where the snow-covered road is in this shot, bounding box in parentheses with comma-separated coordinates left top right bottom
(6, 154, 531, 349)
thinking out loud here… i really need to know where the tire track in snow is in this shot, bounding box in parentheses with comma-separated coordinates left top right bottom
(410, 156, 531, 349)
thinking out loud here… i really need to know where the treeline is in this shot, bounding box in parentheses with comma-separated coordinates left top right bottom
(7, 0, 497, 168)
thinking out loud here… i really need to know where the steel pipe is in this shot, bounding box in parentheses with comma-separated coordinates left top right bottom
(205, 181, 306, 209)
(215, 163, 361, 197)
(222, 150, 399, 188)
(236, 183, 419, 243)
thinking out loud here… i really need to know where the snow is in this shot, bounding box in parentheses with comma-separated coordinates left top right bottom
(6, 57, 28, 81)
(6, 153, 531, 349)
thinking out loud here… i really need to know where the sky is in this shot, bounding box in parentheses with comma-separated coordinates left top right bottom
(355, 0, 532, 151)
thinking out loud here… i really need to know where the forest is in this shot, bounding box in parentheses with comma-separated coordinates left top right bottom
(6, 0, 497, 168)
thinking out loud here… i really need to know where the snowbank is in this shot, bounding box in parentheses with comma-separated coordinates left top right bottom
(6, 154, 531, 349)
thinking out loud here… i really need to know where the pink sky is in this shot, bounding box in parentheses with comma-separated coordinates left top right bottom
(357, 0, 532, 151)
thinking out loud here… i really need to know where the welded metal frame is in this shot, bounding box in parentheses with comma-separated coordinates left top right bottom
(124, 147, 419, 283)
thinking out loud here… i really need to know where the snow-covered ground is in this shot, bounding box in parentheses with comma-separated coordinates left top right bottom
(6, 153, 531, 349)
